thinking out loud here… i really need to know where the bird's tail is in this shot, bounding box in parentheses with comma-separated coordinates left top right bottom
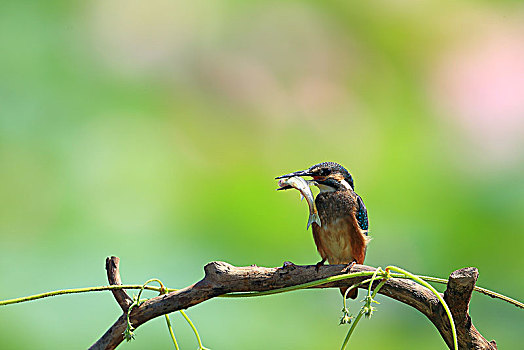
(340, 287, 358, 299)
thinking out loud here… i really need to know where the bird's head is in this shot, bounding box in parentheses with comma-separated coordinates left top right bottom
(276, 162, 354, 192)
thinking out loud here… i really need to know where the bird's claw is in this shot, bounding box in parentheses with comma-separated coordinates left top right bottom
(282, 261, 296, 269)
(342, 261, 356, 273)
(315, 259, 326, 272)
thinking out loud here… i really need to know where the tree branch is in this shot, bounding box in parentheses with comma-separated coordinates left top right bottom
(89, 259, 497, 350)
(443, 267, 497, 350)
(105, 257, 133, 312)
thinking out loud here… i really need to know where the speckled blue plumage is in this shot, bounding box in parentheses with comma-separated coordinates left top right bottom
(355, 194, 369, 233)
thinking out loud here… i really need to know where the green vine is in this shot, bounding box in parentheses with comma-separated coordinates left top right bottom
(1, 272, 521, 308)
(386, 266, 458, 350)
(340, 267, 388, 350)
(338, 266, 458, 350)
(123, 278, 207, 349)
(0, 265, 522, 349)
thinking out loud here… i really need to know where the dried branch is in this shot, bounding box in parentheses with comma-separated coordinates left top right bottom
(443, 268, 497, 349)
(89, 259, 497, 350)
(105, 257, 133, 312)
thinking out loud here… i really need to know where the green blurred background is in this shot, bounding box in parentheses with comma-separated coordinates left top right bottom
(1, 0, 523, 349)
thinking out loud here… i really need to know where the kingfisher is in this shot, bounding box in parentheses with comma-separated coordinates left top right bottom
(276, 162, 370, 299)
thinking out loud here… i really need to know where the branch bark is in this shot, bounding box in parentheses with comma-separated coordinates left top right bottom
(105, 257, 133, 312)
(89, 258, 497, 350)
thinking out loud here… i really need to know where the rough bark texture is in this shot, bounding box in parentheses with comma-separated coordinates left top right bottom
(89, 257, 497, 350)
(443, 268, 497, 350)
(105, 257, 133, 312)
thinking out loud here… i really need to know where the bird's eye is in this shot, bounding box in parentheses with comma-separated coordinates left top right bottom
(320, 168, 331, 176)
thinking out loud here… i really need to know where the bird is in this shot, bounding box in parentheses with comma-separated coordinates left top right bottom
(276, 162, 370, 299)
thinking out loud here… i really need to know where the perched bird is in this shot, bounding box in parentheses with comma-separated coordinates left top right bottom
(276, 162, 370, 299)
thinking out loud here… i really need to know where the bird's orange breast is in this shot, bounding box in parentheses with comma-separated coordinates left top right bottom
(312, 216, 367, 265)
(312, 191, 369, 265)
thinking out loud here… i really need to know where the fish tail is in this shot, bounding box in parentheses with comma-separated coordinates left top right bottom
(307, 213, 322, 230)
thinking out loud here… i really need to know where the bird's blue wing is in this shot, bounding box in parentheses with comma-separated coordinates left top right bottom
(355, 194, 369, 233)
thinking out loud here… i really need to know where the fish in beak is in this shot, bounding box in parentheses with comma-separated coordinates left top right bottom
(277, 176, 321, 229)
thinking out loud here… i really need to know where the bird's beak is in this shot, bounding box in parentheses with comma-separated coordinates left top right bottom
(275, 169, 312, 180)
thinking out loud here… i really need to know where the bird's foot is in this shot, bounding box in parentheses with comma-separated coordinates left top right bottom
(315, 258, 326, 273)
(342, 260, 356, 273)
(282, 261, 296, 269)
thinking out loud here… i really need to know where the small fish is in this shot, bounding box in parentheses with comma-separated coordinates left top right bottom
(277, 176, 322, 230)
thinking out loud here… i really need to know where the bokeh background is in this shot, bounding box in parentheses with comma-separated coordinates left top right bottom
(1, 0, 523, 349)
